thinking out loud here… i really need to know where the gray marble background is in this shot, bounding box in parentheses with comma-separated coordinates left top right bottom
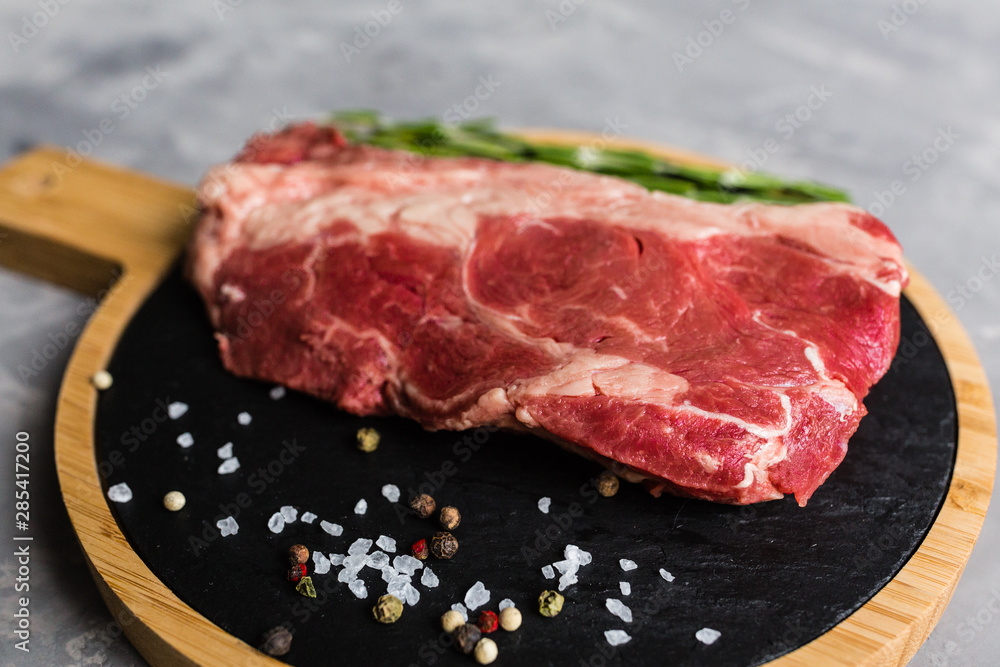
(0, 1, 997, 665)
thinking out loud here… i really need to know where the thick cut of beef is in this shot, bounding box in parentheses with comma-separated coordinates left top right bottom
(188, 123, 908, 505)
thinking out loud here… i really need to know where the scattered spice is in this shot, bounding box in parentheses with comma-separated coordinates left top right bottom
(441, 609, 465, 633)
(596, 470, 619, 497)
(430, 531, 459, 559)
(372, 594, 404, 624)
(287, 564, 307, 582)
(288, 544, 309, 565)
(162, 491, 185, 511)
(91, 370, 113, 390)
(411, 539, 430, 560)
(410, 493, 436, 519)
(453, 623, 482, 655)
(477, 610, 498, 633)
(439, 506, 461, 531)
(261, 626, 293, 656)
(498, 606, 522, 631)
(296, 576, 316, 598)
(474, 637, 498, 665)
(356, 427, 380, 452)
(538, 590, 564, 617)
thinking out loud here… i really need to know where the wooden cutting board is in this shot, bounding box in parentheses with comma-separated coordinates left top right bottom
(0, 134, 994, 666)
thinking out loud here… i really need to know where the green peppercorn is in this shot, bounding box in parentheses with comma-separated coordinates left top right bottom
(296, 576, 316, 598)
(596, 470, 619, 497)
(538, 590, 564, 617)
(373, 594, 404, 624)
(356, 427, 380, 452)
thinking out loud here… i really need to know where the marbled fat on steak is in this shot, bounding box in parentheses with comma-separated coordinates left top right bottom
(187, 123, 908, 505)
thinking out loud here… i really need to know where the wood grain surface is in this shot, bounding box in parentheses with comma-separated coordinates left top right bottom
(0, 134, 993, 667)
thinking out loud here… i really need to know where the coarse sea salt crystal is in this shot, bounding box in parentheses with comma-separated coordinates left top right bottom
(565, 545, 592, 566)
(367, 551, 390, 570)
(558, 571, 578, 591)
(321, 521, 343, 537)
(313, 551, 331, 575)
(167, 402, 188, 419)
(451, 603, 469, 622)
(381, 566, 399, 583)
(301, 511, 317, 524)
(270, 386, 286, 400)
(620, 581, 631, 596)
(659, 568, 675, 582)
(538, 497, 551, 514)
(696, 628, 721, 645)
(217, 442, 233, 459)
(349, 579, 368, 599)
(605, 630, 632, 647)
(421, 566, 439, 588)
(605, 598, 633, 623)
(404, 583, 421, 606)
(218, 457, 240, 474)
(387, 574, 411, 599)
(338, 567, 358, 584)
(498, 598, 514, 611)
(376, 535, 396, 553)
(541, 565, 555, 579)
(393, 554, 423, 575)
(330, 553, 345, 566)
(349, 538, 373, 555)
(619, 559, 638, 572)
(237, 411, 252, 426)
(176, 432, 194, 448)
(343, 554, 368, 572)
(280, 505, 298, 523)
(354, 499, 368, 515)
(553, 559, 575, 575)
(216, 516, 239, 537)
(107, 482, 132, 503)
(464, 581, 490, 611)
(267, 513, 285, 534)
(381, 484, 401, 503)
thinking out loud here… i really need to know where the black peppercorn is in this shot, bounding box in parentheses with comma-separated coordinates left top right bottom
(410, 493, 436, 519)
(453, 622, 482, 654)
(439, 505, 461, 530)
(431, 531, 459, 559)
(288, 543, 309, 565)
(262, 626, 293, 656)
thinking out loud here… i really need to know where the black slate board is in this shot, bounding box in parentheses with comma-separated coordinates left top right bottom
(95, 265, 957, 667)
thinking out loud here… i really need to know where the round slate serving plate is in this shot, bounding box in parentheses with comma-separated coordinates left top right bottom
(0, 134, 991, 666)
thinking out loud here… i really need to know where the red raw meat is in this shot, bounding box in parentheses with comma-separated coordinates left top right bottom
(187, 123, 908, 505)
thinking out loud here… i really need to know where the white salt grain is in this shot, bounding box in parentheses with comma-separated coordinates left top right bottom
(217, 457, 241, 474)
(367, 551, 390, 570)
(420, 566, 439, 588)
(541, 565, 555, 579)
(300, 511, 317, 524)
(464, 581, 490, 611)
(393, 554, 423, 576)
(216, 516, 239, 537)
(348, 579, 368, 599)
(565, 545, 592, 566)
(381, 566, 399, 583)
(659, 568, 675, 582)
(269, 386, 286, 400)
(403, 583, 421, 606)
(107, 482, 132, 503)
(330, 553, 345, 566)
(376, 535, 397, 553)
(267, 513, 285, 534)
(498, 598, 514, 611)
(605, 598, 633, 623)
(619, 559, 638, 572)
(538, 497, 551, 514)
(279, 505, 298, 523)
(176, 432, 194, 448)
(167, 402, 188, 419)
(354, 498, 368, 515)
(348, 538, 373, 555)
(321, 521, 343, 537)
(217, 442, 234, 459)
(337, 567, 358, 584)
(558, 571, 578, 591)
(387, 574, 411, 599)
(381, 484, 401, 503)
(696, 628, 721, 645)
(313, 551, 331, 575)
(237, 412, 252, 426)
(605, 630, 632, 647)
(343, 554, 367, 572)
(451, 603, 469, 622)
(620, 581, 631, 596)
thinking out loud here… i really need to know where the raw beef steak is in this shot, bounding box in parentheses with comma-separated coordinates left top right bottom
(187, 122, 908, 505)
